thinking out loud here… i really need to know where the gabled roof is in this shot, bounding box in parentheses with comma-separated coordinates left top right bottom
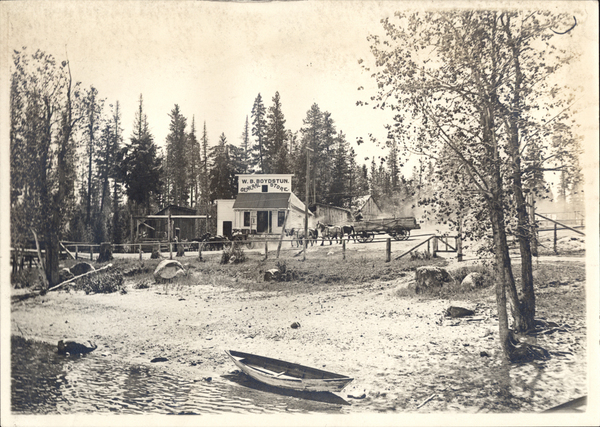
(155, 205, 197, 215)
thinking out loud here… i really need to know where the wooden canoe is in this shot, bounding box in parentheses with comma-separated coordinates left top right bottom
(225, 350, 353, 393)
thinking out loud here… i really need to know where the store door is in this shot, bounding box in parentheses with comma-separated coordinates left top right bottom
(223, 221, 232, 239)
(257, 211, 268, 233)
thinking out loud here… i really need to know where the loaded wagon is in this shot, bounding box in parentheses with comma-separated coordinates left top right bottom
(352, 217, 420, 243)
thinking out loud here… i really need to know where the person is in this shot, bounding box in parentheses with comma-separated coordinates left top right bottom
(355, 210, 363, 222)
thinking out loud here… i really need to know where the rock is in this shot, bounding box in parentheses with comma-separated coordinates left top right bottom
(70, 262, 95, 277)
(264, 269, 280, 282)
(461, 272, 485, 289)
(153, 259, 185, 283)
(290, 322, 301, 329)
(59, 267, 74, 283)
(151, 357, 169, 363)
(58, 340, 97, 355)
(480, 351, 490, 357)
(445, 306, 475, 318)
(414, 266, 451, 293)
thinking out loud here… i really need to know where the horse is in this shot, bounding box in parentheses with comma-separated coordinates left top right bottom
(316, 222, 342, 246)
(340, 225, 356, 242)
(287, 227, 317, 247)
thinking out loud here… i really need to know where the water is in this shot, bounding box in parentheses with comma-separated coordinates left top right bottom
(11, 336, 348, 415)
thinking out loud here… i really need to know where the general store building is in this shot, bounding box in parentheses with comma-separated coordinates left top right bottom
(215, 174, 312, 237)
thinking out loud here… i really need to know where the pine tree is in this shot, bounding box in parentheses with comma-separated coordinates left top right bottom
(188, 116, 201, 207)
(82, 86, 104, 225)
(199, 121, 211, 205)
(241, 115, 250, 173)
(251, 93, 267, 173)
(265, 91, 289, 173)
(209, 133, 236, 200)
(120, 95, 163, 217)
(329, 130, 351, 207)
(165, 104, 188, 206)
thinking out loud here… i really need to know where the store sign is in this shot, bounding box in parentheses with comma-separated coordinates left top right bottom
(238, 174, 292, 193)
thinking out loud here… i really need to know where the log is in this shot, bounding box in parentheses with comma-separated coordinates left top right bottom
(47, 263, 113, 292)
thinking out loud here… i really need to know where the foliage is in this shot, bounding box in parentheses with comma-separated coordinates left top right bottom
(208, 133, 237, 200)
(250, 93, 267, 173)
(10, 48, 82, 286)
(165, 104, 189, 206)
(73, 268, 125, 294)
(220, 243, 247, 265)
(361, 10, 582, 359)
(119, 95, 163, 216)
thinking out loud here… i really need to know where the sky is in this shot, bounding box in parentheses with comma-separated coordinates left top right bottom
(1, 1, 406, 165)
(1, 1, 597, 179)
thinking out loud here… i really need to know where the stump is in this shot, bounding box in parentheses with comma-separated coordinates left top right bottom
(97, 242, 113, 263)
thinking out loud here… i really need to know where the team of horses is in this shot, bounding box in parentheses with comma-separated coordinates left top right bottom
(287, 222, 355, 247)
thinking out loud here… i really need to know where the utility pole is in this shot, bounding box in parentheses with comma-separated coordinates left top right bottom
(304, 147, 313, 261)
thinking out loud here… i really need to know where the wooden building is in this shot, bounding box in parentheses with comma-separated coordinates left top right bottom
(146, 205, 199, 241)
(216, 174, 312, 237)
(309, 203, 353, 225)
(352, 195, 383, 220)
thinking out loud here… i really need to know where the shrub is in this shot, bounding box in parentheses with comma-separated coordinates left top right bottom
(220, 243, 247, 265)
(74, 267, 125, 294)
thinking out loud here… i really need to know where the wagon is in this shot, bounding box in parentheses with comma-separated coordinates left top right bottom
(352, 217, 420, 242)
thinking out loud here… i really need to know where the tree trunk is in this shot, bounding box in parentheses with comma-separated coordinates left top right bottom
(488, 196, 516, 360)
(503, 16, 536, 332)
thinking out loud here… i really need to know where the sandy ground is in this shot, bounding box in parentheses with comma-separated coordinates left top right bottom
(10, 246, 588, 414)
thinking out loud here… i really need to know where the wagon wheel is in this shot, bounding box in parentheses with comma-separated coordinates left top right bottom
(397, 228, 410, 241)
(367, 233, 375, 243)
(357, 231, 370, 243)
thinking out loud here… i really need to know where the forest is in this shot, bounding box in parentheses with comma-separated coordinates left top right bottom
(9, 48, 422, 253)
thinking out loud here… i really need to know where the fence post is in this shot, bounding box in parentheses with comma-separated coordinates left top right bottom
(554, 223, 558, 254)
(75, 245, 78, 260)
(432, 237, 438, 258)
(264, 236, 268, 259)
(139, 244, 142, 261)
(385, 238, 391, 263)
(198, 242, 203, 261)
(343, 239, 346, 260)
(90, 245, 93, 261)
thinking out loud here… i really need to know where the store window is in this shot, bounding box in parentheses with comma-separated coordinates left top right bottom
(244, 211, 250, 227)
(262, 185, 268, 192)
(278, 211, 286, 227)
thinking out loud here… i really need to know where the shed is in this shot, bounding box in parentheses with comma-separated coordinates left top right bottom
(147, 205, 198, 241)
(309, 203, 353, 225)
(352, 195, 383, 220)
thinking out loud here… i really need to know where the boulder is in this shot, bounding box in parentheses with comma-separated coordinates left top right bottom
(264, 269, 280, 281)
(70, 262, 95, 277)
(59, 267, 74, 283)
(414, 266, 451, 293)
(153, 259, 186, 283)
(461, 272, 486, 289)
(58, 340, 97, 355)
(445, 306, 475, 318)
